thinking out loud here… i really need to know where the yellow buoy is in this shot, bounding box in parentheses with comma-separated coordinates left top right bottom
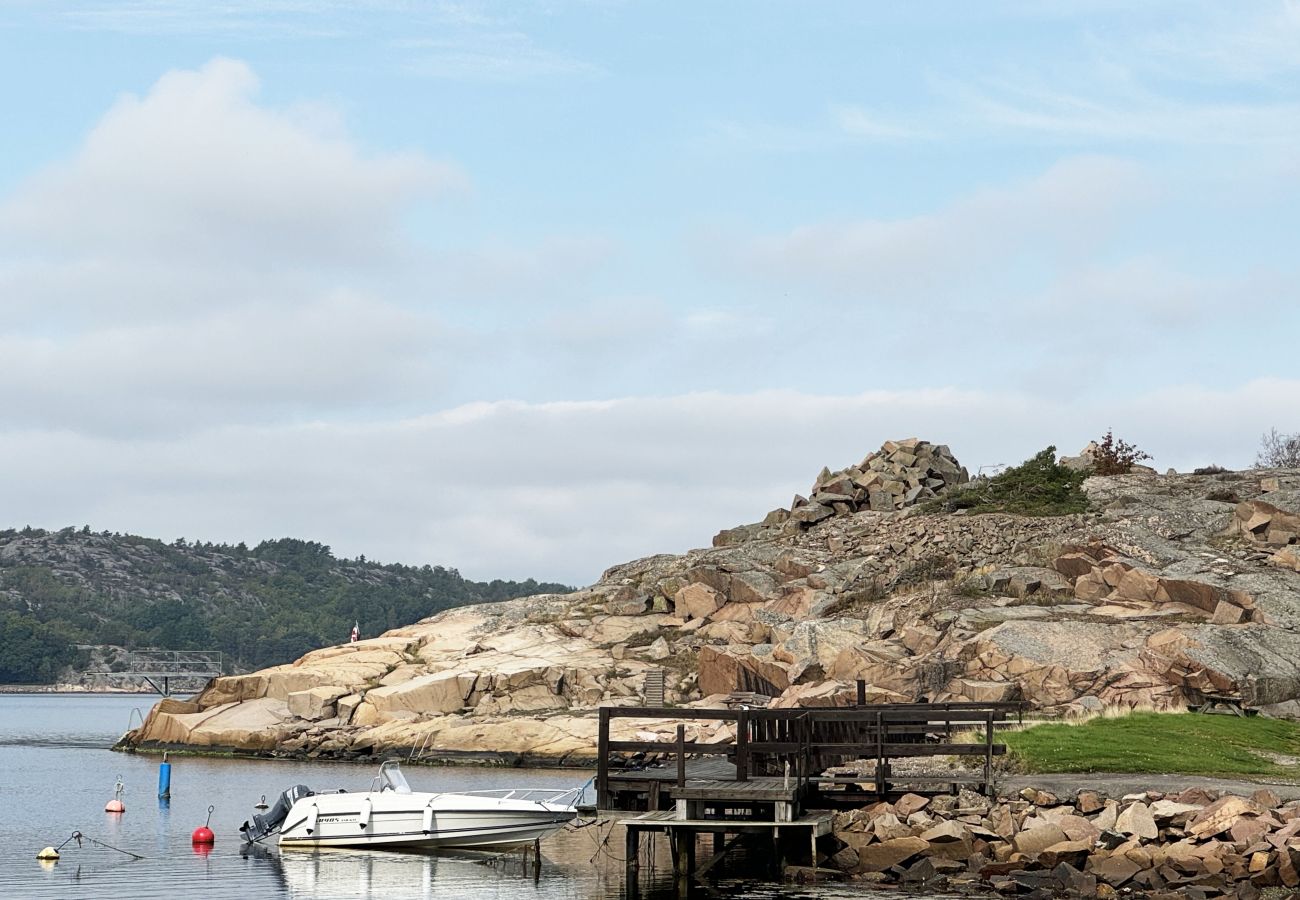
(36, 847, 60, 861)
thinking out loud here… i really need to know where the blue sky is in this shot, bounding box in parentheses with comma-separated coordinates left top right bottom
(2, 2, 1298, 583)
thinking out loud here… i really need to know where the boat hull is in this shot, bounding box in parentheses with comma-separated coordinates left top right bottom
(277, 793, 576, 851)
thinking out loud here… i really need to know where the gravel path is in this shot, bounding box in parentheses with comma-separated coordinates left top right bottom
(1001, 771, 1300, 800)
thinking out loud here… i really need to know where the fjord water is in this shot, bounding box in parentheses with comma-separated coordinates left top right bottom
(0, 694, 895, 899)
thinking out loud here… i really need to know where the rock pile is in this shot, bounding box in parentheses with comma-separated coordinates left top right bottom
(828, 785, 1300, 897)
(1234, 499, 1300, 574)
(778, 438, 968, 527)
(1053, 543, 1263, 625)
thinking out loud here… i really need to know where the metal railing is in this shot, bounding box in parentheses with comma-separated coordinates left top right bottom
(88, 649, 223, 696)
(120, 650, 223, 676)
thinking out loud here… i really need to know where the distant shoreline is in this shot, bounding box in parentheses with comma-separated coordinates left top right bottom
(0, 684, 159, 695)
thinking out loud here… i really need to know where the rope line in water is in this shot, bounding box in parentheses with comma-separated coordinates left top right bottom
(54, 830, 149, 860)
(570, 817, 632, 864)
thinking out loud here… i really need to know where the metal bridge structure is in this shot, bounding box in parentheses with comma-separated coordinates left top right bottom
(91, 650, 223, 696)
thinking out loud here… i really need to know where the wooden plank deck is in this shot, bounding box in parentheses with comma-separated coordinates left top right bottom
(669, 778, 800, 802)
(616, 808, 834, 836)
(606, 756, 735, 783)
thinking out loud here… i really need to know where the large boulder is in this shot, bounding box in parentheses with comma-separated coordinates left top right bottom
(698, 645, 791, 696)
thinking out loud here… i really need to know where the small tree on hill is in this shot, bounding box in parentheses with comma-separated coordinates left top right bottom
(1093, 429, 1151, 475)
(1257, 428, 1300, 468)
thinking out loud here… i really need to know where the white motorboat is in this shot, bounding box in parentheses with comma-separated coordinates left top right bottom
(240, 760, 582, 852)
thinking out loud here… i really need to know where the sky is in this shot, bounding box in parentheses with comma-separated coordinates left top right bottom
(1, 1, 1299, 585)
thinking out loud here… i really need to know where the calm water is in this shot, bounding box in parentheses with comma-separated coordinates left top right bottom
(0, 694, 900, 899)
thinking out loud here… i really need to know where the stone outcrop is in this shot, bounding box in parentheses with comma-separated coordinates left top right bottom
(120, 450, 1300, 762)
(763, 438, 968, 532)
(827, 785, 1300, 897)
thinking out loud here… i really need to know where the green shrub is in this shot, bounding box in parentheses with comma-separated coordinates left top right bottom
(931, 447, 1088, 517)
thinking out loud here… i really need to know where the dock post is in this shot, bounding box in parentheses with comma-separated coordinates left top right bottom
(670, 830, 695, 887)
(597, 707, 610, 808)
(874, 710, 885, 797)
(810, 828, 818, 882)
(675, 724, 686, 789)
(736, 708, 749, 782)
(983, 710, 994, 797)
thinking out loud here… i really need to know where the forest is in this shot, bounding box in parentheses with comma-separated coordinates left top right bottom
(0, 527, 570, 683)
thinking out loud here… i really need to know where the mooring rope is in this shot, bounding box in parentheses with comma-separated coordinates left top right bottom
(55, 830, 149, 860)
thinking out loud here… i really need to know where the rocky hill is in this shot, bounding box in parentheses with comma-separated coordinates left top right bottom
(0, 529, 569, 683)
(121, 441, 1300, 763)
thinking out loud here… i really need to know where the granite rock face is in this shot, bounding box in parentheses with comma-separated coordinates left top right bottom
(122, 447, 1300, 761)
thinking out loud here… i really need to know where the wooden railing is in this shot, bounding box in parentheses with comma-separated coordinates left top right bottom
(596, 699, 1025, 808)
(597, 706, 817, 807)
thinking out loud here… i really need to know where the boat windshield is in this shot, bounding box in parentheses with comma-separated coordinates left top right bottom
(379, 761, 412, 794)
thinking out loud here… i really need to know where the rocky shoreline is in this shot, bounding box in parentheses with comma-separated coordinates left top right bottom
(822, 783, 1300, 898)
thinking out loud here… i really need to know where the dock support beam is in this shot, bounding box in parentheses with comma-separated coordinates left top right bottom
(625, 825, 640, 875)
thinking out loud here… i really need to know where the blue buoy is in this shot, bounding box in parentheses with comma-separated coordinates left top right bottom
(158, 752, 172, 800)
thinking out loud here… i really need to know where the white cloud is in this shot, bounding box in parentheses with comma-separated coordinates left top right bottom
(427, 235, 618, 308)
(944, 75, 1300, 146)
(2, 382, 1295, 584)
(0, 59, 461, 435)
(399, 31, 595, 81)
(695, 105, 929, 156)
(723, 156, 1150, 298)
(54, 1, 496, 37)
(833, 105, 928, 141)
(1141, 1, 1300, 82)
(0, 58, 461, 268)
(0, 291, 444, 436)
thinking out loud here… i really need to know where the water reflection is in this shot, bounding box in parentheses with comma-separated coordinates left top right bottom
(276, 850, 444, 899)
(156, 797, 170, 851)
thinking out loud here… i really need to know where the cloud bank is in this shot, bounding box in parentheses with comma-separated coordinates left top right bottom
(2, 54, 1297, 586)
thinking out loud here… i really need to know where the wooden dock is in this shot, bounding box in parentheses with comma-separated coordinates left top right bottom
(596, 693, 1024, 885)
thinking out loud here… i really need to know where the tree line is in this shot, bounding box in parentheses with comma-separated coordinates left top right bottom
(0, 530, 571, 683)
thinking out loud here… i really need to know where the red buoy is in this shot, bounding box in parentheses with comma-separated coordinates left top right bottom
(192, 804, 216, 845)
(106, 775, 126, 813)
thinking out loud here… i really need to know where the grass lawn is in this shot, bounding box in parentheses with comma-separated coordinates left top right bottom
(1000, 712, 1300, 779)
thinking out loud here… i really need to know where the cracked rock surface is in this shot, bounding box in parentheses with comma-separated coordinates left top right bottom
(122, 445, 1300, 763)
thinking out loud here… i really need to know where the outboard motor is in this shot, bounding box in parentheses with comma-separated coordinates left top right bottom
(240, 784, 312, 843)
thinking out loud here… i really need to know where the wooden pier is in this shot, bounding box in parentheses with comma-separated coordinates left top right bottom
(596, 694, 1024, 886)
